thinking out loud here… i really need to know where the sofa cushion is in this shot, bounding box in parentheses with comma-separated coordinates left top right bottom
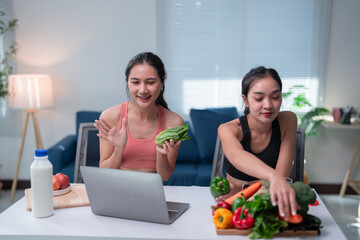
(76, 111, 101, 136)
(48, 135, 77, 173)
(163, 164, 198, 186)
(190, 107, 239, 163)
(59, 162, 75, 183)
(176, 122, 199, 163)
(196, 163, 213, 186)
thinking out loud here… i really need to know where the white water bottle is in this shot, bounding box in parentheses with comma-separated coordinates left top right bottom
(30, 149, 54, 218)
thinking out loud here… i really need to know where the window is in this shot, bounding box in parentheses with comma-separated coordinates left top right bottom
(156, 0, 331, 117)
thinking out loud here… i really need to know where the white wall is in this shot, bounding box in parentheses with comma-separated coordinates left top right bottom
(0, 0, 156, 180)
(305, 0, 360, 183)
(1, 0, 359, 185)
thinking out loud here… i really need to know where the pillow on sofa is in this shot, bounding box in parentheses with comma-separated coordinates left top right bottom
(190, 107, 239, 163)
(176, 122, 199, 163)
(163, 164, 198, 186)
(76, 111, 102, 136)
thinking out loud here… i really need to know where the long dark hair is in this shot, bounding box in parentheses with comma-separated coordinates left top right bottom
(125, 52, 168, 109)
(242, 66, 282, 115)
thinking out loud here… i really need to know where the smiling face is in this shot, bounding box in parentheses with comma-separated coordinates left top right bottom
(128, 63, 163, 107)
(242, 76, 282, 123)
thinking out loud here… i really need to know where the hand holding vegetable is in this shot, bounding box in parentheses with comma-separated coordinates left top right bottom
(155, 138, 181, 155)
(155, 123, 190, 146)
(268, 175, 298, 221)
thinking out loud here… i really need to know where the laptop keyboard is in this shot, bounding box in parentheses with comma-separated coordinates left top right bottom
(168, 210, 178, 219)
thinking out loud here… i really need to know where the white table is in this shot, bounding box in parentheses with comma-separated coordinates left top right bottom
(0, 186, 346, 240)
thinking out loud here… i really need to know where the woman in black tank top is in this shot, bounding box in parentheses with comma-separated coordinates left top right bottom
(217, 66, 298, 221)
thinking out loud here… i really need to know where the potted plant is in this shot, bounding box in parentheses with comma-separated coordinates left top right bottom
(282, 85, 330, 136)
(0, 10, 18, 98)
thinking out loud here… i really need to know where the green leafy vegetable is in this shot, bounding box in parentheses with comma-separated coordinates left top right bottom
(243, 193, 288, 239)
(155, 123, 190, 146)
(249, 212, 288, 239)
(236, 183, 320, 239)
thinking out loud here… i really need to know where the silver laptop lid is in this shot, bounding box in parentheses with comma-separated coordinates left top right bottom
(81, 166, 173, 224)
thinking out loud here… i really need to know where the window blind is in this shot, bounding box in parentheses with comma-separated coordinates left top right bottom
(156, 0, 331, 118)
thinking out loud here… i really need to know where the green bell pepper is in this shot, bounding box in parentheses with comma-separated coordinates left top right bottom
(210, 176, 230, 198)
(231, 196, 246, 213)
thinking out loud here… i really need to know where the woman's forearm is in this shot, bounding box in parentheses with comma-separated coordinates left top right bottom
(227, 150, 279, 182)
(99, 146, 123, 169)
(156, 152, 174, 181)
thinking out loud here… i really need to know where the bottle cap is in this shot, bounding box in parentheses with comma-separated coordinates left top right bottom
(35, 149, 47, 157)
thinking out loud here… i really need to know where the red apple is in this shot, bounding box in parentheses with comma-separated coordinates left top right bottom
(52, 175, 60, 191)
(55, 173, 70, 189)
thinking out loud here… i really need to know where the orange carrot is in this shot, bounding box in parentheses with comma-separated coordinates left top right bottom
(279, 213, 303, 224)
(224, 181, 262, 205)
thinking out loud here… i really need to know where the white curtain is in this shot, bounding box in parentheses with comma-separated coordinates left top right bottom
(156, 0, 332, 118)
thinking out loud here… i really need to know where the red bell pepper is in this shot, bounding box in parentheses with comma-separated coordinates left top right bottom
(232, 207, 254, 230)
(309, 200, 319, 206)
(211, 201, 231, 215)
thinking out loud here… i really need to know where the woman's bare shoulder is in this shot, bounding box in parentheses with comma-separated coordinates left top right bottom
(218, 118, 242, 139)
(100, 104, 122, 123)
(277, 111, 298, 136)
(278, 111, 297, 126)
(163, 108, 184, 128)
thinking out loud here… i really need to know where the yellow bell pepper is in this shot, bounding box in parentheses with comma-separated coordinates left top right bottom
(212, 208, 234, 229)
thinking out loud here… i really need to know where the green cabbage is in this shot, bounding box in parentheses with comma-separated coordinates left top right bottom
(155, 123, 190, 146)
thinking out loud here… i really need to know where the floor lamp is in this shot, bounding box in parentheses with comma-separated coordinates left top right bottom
(7, 74, 54, 202)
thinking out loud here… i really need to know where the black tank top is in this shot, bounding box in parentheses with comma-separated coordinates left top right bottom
(224, 115, 281, 181)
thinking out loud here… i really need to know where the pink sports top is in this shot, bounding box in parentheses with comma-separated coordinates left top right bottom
(119, 102, 166, 169)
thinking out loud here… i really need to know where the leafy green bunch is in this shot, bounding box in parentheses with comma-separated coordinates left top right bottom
(0, 10, 18, 98)
(241, 193, 288, 239)
(155, 123, 191, 146)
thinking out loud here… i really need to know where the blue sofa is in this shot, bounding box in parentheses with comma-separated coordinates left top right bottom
(48, 111, 101, 182)
(163, 107, 239, 186)
(48, 107, 239, 186)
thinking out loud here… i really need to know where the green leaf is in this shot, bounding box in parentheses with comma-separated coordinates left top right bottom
(293, 94, 311, 107)
(298, 107, 330, 136)
(242, 193, 288, 239)
(0, 10, 18, 98)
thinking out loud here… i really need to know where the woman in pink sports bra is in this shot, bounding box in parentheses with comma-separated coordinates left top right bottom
(94, 52, 184, 181)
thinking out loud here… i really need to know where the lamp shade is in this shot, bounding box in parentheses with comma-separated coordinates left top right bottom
(8, 74, 54, 109)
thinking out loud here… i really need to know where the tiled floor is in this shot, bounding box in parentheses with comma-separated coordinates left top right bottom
(320, 194, 360, 240)
(0, 190, 359, 239)
(0, 189, 25, 213)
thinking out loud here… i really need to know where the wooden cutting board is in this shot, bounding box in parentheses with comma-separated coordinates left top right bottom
(216, 228, 318, 236)
(25, 184, 89, 211)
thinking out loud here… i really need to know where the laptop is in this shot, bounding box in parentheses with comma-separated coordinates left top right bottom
(80, 166, 190, 224)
